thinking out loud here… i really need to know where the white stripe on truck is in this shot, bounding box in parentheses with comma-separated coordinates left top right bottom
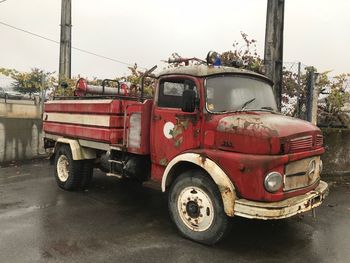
(43, 112, 111, 127)
(45, 99, 113, 104)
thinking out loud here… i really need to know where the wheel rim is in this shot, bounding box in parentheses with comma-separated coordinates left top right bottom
(57, 155, 70, 182)
(177, 186, 214, 232)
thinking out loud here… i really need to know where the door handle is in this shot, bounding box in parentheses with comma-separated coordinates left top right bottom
(153, 115, 162, 121)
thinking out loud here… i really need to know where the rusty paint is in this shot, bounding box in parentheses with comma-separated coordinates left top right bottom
(156, 65, 271, 83)
(217, 116, 279, 138)
(170, 118, 189, 148)
(204, 113, 214, 122)
(175, 113, 199, 126)
(198, 152, 207, 165)
(239, 163, 245, 172)
(193, 128, 200, 138)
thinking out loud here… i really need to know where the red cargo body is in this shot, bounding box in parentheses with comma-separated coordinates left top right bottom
(43, 99, 153, 155)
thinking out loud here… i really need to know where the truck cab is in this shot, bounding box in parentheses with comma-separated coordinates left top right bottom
(43, 64, 328, 245)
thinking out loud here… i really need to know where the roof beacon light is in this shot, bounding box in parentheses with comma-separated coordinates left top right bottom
(206, 51, 221, 66)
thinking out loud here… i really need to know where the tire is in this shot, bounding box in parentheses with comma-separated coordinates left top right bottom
(54, 144, 85, 191)
(168, 170, 231, 245)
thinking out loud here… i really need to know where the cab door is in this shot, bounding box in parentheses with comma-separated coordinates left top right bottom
(150, 77, 201, 175)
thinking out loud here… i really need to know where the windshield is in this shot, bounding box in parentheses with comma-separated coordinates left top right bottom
(205, 75, 277, 113)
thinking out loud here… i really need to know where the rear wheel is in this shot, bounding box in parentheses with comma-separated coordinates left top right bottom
(168, 170, 231, 245)
(54, 145, 92, 191)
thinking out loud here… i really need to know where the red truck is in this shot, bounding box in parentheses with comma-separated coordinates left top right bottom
(43, 59, 328, 245)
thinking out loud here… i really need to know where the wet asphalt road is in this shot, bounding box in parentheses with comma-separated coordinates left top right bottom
(0, 159, 349, 263)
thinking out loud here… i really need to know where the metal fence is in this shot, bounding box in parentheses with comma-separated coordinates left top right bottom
(281, 61, 311, 119)
(281, 61, 350, 127)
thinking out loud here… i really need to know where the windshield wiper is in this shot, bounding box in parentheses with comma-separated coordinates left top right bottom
(240, 98, 256, 111)
(260, 106, 274, 111)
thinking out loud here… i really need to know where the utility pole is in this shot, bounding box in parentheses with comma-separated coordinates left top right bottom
(264, 0, 285, 110)
(59, 0, 72, 81)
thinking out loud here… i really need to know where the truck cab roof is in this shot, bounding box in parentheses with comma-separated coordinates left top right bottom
(156, 64, 272, 83)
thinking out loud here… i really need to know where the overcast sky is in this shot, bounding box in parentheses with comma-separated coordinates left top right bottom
(0, 0, 349, 84)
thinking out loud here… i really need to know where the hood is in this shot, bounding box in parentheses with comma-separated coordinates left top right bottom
(215, 112, 321, 155)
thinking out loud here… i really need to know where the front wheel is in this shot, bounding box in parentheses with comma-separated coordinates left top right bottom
(168, 170, 231, 245)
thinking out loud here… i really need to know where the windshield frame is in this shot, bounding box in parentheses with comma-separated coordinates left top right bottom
(204, 74, 277, 114)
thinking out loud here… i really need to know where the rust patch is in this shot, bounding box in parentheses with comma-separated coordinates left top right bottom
(170, 118, 189, 148)
(204, 113, 214, 122)
(218, 185, 235, 216)
(175, 113, 199, 126)
(217, 116, 279, 138)
(193, 128, 200, 138)
(218, 185, 232, 194)
(159, 158, 169, 166)
(221, 140, 234, 148)
(198, 152, 207, 164)
(239, 163, 246, 172)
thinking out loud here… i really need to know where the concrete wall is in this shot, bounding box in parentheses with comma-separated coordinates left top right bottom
(0, 117, 45, 163)
(0, 102, 42, 119)
(322, 128, 350, 176)
(0, 101, 45, 163)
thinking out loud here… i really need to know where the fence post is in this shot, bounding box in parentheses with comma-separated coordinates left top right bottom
(296, 62, 301, 118)
(40, 75, 45, 117)
(306, 70, 319, 125)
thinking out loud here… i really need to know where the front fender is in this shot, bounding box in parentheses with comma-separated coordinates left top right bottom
(162, 153, 236, 217)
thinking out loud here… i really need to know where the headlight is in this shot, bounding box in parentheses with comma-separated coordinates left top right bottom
(264, 172, 283, 193)
(319, 159, 323, 175)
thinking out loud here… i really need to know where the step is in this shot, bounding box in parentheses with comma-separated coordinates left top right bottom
(108, 160, 124, 164)
(106, 173, 123, 179)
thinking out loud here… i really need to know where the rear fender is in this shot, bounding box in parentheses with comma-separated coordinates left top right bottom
(54, 138, 96, 160)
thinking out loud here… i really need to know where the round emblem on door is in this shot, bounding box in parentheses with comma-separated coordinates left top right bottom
(163, 122, 175, 139)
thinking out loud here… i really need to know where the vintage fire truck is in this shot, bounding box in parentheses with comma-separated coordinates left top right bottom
(43, 56, 328, 245)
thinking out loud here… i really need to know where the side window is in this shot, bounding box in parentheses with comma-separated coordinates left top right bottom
(158, 79, 197, 108)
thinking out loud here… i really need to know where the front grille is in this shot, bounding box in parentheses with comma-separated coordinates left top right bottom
(289, 136, 313, 153)
(315, 135, 323, 147)
(284, 156, 320, 191)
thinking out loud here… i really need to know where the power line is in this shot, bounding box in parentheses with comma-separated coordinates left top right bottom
(0, 0, 8, 3)
(0, 20, 146, 69)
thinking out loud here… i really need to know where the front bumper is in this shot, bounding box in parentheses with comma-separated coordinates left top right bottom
(233, 180, 329, 220)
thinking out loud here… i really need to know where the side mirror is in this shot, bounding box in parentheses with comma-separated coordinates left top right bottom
(181, 89, 196, 113)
